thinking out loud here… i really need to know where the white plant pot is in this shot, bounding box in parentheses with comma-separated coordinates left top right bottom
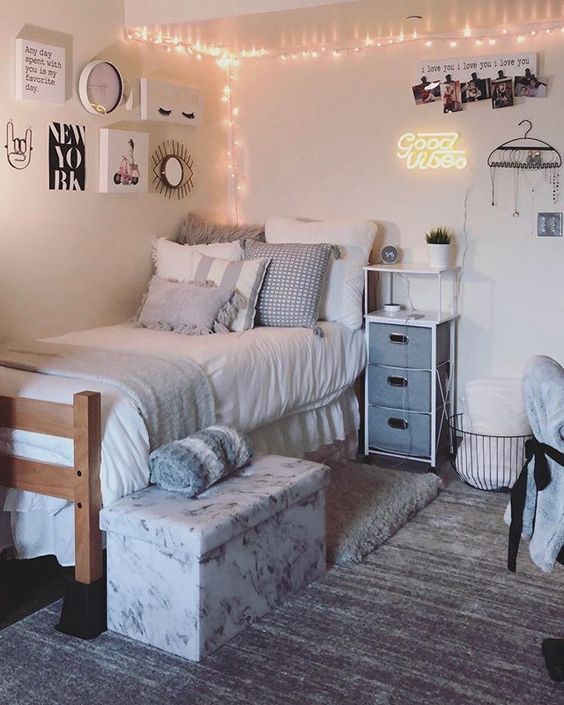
(427, 243, 451, 268)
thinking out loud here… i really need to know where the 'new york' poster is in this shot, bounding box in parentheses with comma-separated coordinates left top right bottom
(49, 122, 85, 191)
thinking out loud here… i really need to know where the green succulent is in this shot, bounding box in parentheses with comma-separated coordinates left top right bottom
(425, 227, 454, 245)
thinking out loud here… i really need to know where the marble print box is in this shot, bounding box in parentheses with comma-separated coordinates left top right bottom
(100, 455, 329, 662)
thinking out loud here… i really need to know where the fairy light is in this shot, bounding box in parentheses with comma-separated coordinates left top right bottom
(123, 19, 562, 70)
(223, 71, 240, 225)
(123, 18, 562, 227)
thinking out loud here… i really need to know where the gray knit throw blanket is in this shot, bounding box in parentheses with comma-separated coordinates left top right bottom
(150, 425, 253, 497)
(0, 340, 215, 451)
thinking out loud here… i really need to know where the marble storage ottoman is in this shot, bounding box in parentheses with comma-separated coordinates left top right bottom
(100, 454, 329, 661)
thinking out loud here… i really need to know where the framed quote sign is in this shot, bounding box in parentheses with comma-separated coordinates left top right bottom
(15, 38, 66, 104)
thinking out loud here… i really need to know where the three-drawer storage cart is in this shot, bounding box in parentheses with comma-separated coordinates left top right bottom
(363, 264, 459, 469)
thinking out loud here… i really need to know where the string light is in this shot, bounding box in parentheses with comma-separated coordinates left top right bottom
(223, 72, 241, 224)
(123, 19, 564, 227)
(125, 17, 564, 64)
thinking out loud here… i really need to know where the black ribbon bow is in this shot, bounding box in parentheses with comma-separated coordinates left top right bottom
(508, 437, 564, 572)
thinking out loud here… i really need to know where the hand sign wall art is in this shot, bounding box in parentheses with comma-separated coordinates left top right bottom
(4, 120, 33, 170)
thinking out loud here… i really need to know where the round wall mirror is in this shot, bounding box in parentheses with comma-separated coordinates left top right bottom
(161, 155, 184, 188)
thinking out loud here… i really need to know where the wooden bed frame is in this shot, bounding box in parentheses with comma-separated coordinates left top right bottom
(0, 391, 106, 638)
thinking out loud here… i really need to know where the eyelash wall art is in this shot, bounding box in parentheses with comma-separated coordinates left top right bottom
(140, 78, 203, 125)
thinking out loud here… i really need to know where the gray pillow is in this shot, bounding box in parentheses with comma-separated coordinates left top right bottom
(243, 241, 336, 331)
(177, 212, 265, 245)
(138, 276, 235, 335)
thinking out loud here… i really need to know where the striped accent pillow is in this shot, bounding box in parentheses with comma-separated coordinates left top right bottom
(192, 253, 270, 331)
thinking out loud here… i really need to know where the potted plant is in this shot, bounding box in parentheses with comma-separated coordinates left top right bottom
(425, 226, 454, 268)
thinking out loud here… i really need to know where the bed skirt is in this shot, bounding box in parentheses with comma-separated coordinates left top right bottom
(0, 386, 360, 565)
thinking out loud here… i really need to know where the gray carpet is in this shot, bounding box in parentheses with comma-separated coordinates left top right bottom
(326, 462, 442, 564)
(2, 479, 564, 705)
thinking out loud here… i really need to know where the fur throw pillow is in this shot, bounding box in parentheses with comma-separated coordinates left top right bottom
(177, 211, 265, 245)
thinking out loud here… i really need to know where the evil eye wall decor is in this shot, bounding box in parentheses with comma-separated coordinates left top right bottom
(151, 140, 194, 199)
(140, 78, 203, 125)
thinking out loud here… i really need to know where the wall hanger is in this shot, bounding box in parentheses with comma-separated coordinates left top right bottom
(487, 120, 562, 166)
(488, 120, 562, 209)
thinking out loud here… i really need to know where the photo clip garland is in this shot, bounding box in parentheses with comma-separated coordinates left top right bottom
(487, 119, 562, 214)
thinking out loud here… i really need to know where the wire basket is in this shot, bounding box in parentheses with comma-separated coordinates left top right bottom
(448, 414, 532, 491)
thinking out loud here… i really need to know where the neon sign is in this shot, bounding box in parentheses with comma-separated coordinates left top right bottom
(397, 132, 468, 170)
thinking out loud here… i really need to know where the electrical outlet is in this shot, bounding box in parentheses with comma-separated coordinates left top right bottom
(538, 212, 563, 237)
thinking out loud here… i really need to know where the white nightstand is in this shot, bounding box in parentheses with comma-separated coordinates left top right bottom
(363, 264, 459, 468)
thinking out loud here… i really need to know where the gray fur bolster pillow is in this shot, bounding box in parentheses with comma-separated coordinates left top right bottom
(149, 425, 254, 497)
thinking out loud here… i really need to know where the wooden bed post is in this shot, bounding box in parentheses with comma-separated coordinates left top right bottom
(0, 389, 106, 638)
(73, 391, 103, 585)
(56, 391, 106, 639)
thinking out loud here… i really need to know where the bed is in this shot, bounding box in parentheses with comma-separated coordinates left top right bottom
(0, 321, 364, 563)
(0, 215, 374, 638)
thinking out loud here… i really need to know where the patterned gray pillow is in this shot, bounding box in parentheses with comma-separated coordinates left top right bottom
(243, 241, 336, 330)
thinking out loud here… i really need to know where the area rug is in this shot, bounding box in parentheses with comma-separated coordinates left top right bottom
(1, 482, 563, 705)
(326, 461, 442, 565)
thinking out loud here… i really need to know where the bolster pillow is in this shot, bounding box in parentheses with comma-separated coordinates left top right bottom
(149, 425, 253, 497)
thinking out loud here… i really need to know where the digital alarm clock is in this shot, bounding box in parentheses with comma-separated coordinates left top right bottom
(380, 245, 400, 264)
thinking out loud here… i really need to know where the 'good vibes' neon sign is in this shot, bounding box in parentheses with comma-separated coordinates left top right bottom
(397, 132, 468, 170)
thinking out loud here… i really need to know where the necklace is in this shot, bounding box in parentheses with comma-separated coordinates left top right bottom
(490, 165, 496, 206)
(513, 168, 520, 217)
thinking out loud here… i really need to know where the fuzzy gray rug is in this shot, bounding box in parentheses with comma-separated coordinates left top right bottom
(326, 462, 442, 564)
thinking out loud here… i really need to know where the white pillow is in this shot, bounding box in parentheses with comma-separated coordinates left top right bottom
(465, 378, 532, 436)
(153, 238, 242, 282)
(265, 217, 377, 329)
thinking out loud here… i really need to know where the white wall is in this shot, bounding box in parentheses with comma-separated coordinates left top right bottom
(233, 37, 564, 388)
(125, 0, 352, 26)
(0, 0, 226, 341)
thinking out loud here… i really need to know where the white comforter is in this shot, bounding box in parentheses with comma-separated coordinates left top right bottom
(0, 322, 364, 516)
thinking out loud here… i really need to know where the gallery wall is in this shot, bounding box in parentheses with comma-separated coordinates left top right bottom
(232, 36, 564, 388)
(0, 0, 226, 341)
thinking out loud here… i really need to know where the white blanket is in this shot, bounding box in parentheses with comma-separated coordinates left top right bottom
(0, 322, 364, 518)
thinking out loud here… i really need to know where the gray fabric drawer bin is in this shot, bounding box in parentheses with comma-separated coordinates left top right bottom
(368, 322, 450, 369)
(367, 363, 450, 413)
(367, 365, 431, 412)
(368, 405, 431, 457)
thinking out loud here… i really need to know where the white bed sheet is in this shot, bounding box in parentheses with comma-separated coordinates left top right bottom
(0, 321, 365, 519)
